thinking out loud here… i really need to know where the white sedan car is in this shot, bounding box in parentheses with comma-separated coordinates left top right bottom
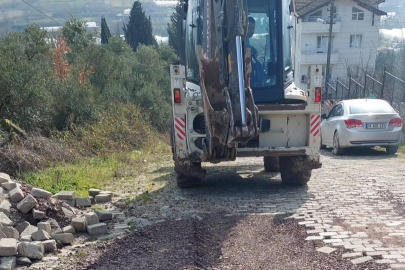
(320, 99, 403, 155)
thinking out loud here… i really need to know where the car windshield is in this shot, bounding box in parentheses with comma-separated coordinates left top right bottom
(349, 100, 395, 114)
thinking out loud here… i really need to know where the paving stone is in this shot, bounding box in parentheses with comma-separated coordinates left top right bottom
(19, 236, 32, 242)
(0, 173, 11, 183)
(1, 182, 16, 191)
(0, 226, 19, 239)
(366, 251, 388, 257)
(54, 191, 75, 201)
(351, 256, 373, 264)
(30, 188, 52, 199)
(63, 225, 76, 234)
(16, 257, 32, 266)
(9, 187, 24, 203)
(51, 233, 74, 244)
(95, 194, 112, 203)
(15, 221, 30, 234)
(61, 199, 75, 207)
(383, 254, 405, 259)
(76, 197, 92, 207)
(33, 209, 45, 220)
(62, 207, 74, 218)
(89, 189, 101, 197)
(391, 264, 405, 269)
(42, 239, 57, 253)
(305, 236, 323, 241)
(375, 259, 396, 264)
(87, 223, 108, 236)
(0, 238, 17, 256)
(17, 241, 44, 260)
(316, 246, 336, 254)
(0, 200, 11, 217)
(17, 257, 32, 266)
(94, 210, 113, 221)
(71, 217, 87, 232)
(0, 256, 16, 270)
(0, 213, 12, 226)
(319, 232, 337, 237)
(342, 252, 362, 258)
(84, 212, 99, 226)
(31, 229, 51, 241)
(37, 222, 51, 234)
(20, 225, 38, 238)
(17, 195, 37, 214)
(323, 239, 343, 244)
(48, 219, 62, 234)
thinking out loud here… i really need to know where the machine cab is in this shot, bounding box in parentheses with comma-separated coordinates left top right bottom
(184, 0, 304, 104)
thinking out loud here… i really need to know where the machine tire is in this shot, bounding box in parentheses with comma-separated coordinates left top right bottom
(263, 156, 280, 172)
(320, 134, 326, 149)
(386, 146, 398, 155)
(332, 132, 344, 155)
(174, 160, 205, 188)
(279, 157, 312, 185)
(170, 120, 175, 156)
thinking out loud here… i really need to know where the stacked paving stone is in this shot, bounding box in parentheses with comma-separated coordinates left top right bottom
(0, 172, 114, 269)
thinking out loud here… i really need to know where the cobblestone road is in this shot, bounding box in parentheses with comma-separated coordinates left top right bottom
(122, 148, 405, 269)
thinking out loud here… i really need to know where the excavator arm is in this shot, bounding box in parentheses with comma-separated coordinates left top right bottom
(196, 0, 259, 162)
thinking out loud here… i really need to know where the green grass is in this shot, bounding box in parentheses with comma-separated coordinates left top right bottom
(20, 143, 170, 197)
(21, 156, 123, 197)
(399, 145, 405, 154)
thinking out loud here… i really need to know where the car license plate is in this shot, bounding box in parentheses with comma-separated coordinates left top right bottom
(365, 123, 384, 129)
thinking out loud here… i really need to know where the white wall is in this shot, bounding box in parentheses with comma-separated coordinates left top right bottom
(294, 0, 383, 89)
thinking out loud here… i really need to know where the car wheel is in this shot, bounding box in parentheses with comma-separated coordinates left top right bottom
(320, 134, 326, 149)
(332, 132, 344, 155)
(386, 146, 398, 155)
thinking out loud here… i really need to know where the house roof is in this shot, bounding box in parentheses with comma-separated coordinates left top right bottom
(294, 0, 387, 18)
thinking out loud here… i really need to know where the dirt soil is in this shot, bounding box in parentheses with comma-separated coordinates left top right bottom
(62, 214, 388, 270)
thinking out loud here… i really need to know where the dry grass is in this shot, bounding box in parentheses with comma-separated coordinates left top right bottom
(0, 135, 72, 177)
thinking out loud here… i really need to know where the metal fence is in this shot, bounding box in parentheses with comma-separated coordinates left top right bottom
(323, 67, 405, 111)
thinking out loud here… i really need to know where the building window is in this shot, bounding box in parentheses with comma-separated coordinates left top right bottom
(350, 35, 362, 48)
(317, 35, 334, 49)
(352, 7, 364, 21)
(308, 10, 322, 22)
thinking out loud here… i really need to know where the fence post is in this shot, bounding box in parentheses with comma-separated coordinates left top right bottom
(335, 78, 338, 99)
(348, 74, 351, 99)
(380, 66, 387, 99)
(363, 73, 367, 98)
(391, 80, 395, 105)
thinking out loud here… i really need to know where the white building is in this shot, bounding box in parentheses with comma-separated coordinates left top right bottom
(292, 0, 387, 90)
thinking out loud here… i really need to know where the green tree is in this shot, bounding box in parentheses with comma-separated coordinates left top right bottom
(62, 17, 89, 53)
(167, 3, 185, 64)
(123, 1, 157, 51)
(101, 16, 111, 44)
(0, 24, 54, 131)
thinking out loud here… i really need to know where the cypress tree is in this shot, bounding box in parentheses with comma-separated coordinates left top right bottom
(167, 3, 185, 64)
(101, 16, 111, 44)
(123, 1, 157, 51)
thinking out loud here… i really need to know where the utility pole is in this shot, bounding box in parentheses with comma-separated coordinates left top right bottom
(325, 0, 335, 99)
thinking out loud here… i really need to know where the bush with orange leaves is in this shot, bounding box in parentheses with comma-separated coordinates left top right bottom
(52, 37, 71, 81)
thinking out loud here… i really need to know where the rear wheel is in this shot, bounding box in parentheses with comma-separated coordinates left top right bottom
(279, 157, 312, 185)
(320, 133, 326, 149)
(386, 146, 398, 155)
(263, 156, 280, 172)
(332, 132, 344, 155)
(174, 160, 205, 188)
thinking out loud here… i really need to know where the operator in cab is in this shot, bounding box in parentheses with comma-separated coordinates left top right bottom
(245, 17, 258, 59)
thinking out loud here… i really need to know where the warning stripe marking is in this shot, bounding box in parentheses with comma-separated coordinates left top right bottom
(175, 117, 186, 141)
(310, 114, 321, 137)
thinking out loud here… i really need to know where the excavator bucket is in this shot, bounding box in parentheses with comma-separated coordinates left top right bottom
(197, 0, 259, 162)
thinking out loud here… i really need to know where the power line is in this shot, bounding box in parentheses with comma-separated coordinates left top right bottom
(19, 0, 169, 68)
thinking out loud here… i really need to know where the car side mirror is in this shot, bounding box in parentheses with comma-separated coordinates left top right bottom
(321, 114, 327, 120)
